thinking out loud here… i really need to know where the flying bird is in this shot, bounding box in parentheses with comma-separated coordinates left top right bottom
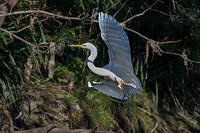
(68, 12, 143, 99)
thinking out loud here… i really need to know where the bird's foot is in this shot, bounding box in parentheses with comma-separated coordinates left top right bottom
(120, 80, 139, 89)
(117, 80, 129, 98)
(126, 83, 137, 88)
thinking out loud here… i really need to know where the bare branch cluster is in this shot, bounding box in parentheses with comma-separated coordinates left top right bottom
(0, 0, 199, 66)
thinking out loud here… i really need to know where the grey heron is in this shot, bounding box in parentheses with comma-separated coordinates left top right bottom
(68, 12, 143, 99)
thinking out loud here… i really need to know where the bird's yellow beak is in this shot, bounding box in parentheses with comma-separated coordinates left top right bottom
(68, 44, 84, 47)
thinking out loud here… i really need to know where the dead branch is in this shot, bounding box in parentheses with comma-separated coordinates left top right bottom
(158, 39, 182, 45)
(105, 0, 121, 12)
(0, 10, 98, 23)
(124, 26, 149, 40)
(14, 126, 116, 133)
(44, 42, 64, 78)
(172, 0, 176, 10)
(147, 39, 163, 56)
(1, 8, 199, 65)
(0, 27, 35, 47)
(124, 27, 200, 64)
(48, 42, 56, 78)
(117, 0, 199, 64)
(150, 9, 169, 16)
(0, 2, 8, 27)
(14, 126, 92, 133)
(10, 17, 49, 33)
(8, 0, 19, 12)
(0, 0, 19, 27)
(0, 27, 48, 53)
(163, 51, 200, 64)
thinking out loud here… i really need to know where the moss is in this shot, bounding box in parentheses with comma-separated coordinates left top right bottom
(177, 120, 183, 126)
(54, 65, 69, 76)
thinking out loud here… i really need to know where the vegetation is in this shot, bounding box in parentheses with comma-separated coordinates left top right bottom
(0, 0, 200, 132)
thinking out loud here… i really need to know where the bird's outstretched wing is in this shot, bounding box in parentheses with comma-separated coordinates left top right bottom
(98, 12, 142, 90)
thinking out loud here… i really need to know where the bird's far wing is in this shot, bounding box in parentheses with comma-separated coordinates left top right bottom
(93, 78, 142, 99)
(93, 79, 127, 99)
(98, 12, 142, 89)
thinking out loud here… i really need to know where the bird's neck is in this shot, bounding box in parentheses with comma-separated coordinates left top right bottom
(88, 44, 97, 62)
(86, 43, 118, 80)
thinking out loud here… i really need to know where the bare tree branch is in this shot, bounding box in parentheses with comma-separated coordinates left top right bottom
(1, 9, 199, 64)
(124, 27, 200, 64)
(172, 0, 176, 10)
(0, 10, 98, 23)
(158, 40, 182, 45)
(124, 26, 150, 40)
(0, 3, 8, 27)
(10, 18, 48, 33)
(0, 27, 36, 47)
(0, 27, 48, 53)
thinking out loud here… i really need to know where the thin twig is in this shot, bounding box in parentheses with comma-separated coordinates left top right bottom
(0, 27, 48, 54)
(0, 10, 80, 19)
(0, 27, 35, 47)
(124, 26, 150, 40)
(158, 39, 182, 45)
(124, 27, 200, 64)
(150, 9, 170, 16)
(10, 18, 49, 33)
(105, 1, 121, 11)
(123, 0, 160, 24)
(10, 25, 31, 33)
(113, 0, 128, 18)
(163, 51, 200, 64)
(172, 0, 176, 10)
(2, 9, 199, 64)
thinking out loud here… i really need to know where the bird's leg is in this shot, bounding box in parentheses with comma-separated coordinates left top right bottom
(120, 80, 143, 91)
(116, 80, 131, 117)
(127, 97, 131, 118)
(116, 80, 129, 98)
(121, 81, 137, 88)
